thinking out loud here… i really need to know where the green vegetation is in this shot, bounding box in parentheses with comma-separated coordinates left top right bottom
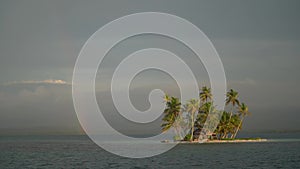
(161, 86, 251, 141)
(161, 95, 183, 139)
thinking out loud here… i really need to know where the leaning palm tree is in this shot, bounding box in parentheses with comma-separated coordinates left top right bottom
(200, 86, 212, 104)
(232, 103, 251, 138)
(226, 89, 240, 119)
(161, 96, 183, 139)
(184, 99, 200, 141)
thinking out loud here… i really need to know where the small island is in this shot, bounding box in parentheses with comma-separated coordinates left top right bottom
(161, 86, 267, 143)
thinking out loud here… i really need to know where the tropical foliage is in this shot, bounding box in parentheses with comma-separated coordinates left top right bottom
(161, 86, 251, 141)
(161, 96, 183, 139)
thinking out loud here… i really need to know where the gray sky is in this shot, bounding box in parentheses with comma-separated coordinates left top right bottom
(0, 0, 300, 135)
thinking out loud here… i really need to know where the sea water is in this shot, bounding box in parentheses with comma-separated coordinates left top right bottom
(0, 132, 299, 168)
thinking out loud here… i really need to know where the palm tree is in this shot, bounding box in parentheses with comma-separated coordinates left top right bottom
(197, 86, 213, 139)
(232, 103, 251, 138)
(161, 96, 183, 139)
(196, 102, 213, 128)
(161, 87, 251, 141)
(200, 86, 212, 103)
(216, 111, 231, 139)
(214, 111, 240, 139)
(229, 114, 241, 138)
(163, 94, 171, 103)
(226, 89, 240, 119)
(184, 99, 200, 141)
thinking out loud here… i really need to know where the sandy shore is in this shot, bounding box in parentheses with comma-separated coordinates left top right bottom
(162, 138, 268, 144)
(205, 138, 268, 143)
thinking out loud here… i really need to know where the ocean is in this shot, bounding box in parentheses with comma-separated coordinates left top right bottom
(0, 132, 299, 169)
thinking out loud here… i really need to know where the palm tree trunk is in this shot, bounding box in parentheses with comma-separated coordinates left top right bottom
(229, 105, 234, 119)
(230, 132, 235, 139)
(233, 117, 244, 139)
(228, 105, 234, 139)
(221, 131, 227, 139)
(173, 125, 183, 140)
(190, 111, 194, 141)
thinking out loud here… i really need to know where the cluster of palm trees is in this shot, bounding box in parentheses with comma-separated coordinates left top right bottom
(161, 86, 251, 141)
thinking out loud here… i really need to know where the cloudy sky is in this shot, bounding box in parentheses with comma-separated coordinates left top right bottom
(0, 0, 299, 135)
